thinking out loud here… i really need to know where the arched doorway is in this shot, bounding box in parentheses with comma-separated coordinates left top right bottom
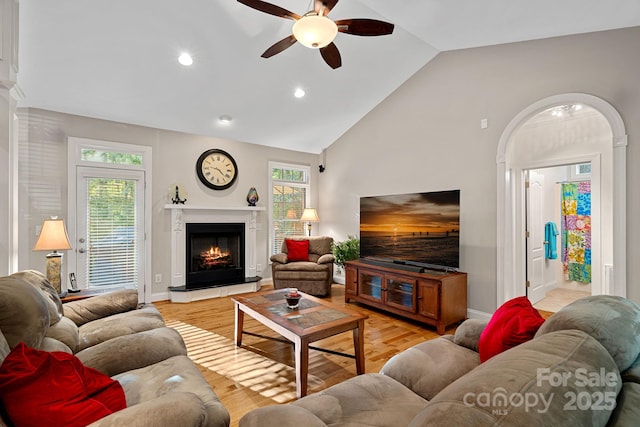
(496, 93, 627, 306)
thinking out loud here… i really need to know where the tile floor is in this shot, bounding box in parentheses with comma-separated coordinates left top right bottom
(533, 287, 591, 313)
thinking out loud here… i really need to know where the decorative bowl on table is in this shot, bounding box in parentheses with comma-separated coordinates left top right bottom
(284, 288, 301, 309)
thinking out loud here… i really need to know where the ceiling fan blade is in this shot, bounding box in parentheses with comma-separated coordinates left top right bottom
(314, 0, 339, 16)
(320, 43, 342, 69)
(237, 0, 301, 20)
(261, 34, 298, 58)
(335, 19, 394, 36)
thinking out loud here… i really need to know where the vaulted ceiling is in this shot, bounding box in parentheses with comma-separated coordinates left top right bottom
(17, 0, 640, 153)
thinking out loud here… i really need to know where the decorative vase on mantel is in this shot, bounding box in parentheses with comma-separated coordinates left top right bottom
(246, 187, 259, 206)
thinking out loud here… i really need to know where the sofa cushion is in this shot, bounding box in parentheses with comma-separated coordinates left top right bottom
(535, 295, 640, 372)
(453, 318, 488, 352)
(12, 270, 64, 326)
(0, 330, 9, 364)
(285, 238, 309, 261)
(39, 336, 73, 353)
(114, 355, 230, 426)
(317, 254, 335, 264)
(478, 296, 545, 362)
(380, 337, 480, 400)
(76, 327, 187, 377)
(63, 289, 140, 326)
(77, 306, 165, 351)
(270, 253, 288, 264)
(606, 382, 640, 426)
(0, 277, 50, 348)
(281, 236, 333, 256)
(46, 316, 80, 352)
(622, 352, 640, 384)
(292, 373, 427, 426)
(0, 342, 126, 427)
(410, 330, 620, 427)
(240, 404, 326, 427)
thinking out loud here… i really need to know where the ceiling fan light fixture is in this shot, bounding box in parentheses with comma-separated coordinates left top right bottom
(292, 13, 338, 49)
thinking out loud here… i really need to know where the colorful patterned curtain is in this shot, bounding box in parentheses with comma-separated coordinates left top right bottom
(561, 181, 591, 283)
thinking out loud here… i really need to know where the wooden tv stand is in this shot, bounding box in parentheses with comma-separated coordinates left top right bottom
(344, 259, 467, 334)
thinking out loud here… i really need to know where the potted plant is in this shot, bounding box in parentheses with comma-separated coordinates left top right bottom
(332, 235, 360, 274)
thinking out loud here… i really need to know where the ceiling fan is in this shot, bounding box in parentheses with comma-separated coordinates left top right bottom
(237, 0, 394, 69)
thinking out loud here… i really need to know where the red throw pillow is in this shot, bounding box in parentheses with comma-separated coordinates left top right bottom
(0, 342, 127, 427)
(478, 296, 545, 362)
(285, 239, 310, 262)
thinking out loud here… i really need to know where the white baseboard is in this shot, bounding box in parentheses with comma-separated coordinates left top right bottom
(466, 308, 492, 321)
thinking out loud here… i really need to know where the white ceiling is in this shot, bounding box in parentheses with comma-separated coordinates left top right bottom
(17, 0, 640, 154)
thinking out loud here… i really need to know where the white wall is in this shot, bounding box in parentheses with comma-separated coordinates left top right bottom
(320, 27, 640, 314)
(17, 108, 319, 297)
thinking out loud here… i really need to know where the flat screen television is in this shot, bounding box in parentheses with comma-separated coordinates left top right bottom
(359, 189, 460, 270)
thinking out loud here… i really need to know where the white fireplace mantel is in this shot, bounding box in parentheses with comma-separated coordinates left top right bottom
(164, 204, 266, 302)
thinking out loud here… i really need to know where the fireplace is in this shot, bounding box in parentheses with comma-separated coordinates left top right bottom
(186, 223, 245, 289)
(166, 204, 262, 302)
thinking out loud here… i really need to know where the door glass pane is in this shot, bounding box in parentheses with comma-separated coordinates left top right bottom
(81, 149, 142, 165)
(86, 177, 138, 288)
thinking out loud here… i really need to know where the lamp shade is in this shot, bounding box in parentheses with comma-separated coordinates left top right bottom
(300, 208, 320, 222)
(33, 218, 72, 252)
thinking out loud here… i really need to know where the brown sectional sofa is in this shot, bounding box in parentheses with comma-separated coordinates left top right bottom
(0, 270, 230, 427)
(240, 295, 640, 426)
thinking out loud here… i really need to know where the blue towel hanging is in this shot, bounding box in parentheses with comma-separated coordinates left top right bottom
(544, 222, 559, 259)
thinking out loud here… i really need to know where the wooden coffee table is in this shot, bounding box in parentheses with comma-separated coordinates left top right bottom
(232, 289, 368, 398)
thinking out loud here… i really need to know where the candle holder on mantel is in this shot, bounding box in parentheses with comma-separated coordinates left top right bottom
(169, 184, 187, 204)
(246, 187, 259, 206)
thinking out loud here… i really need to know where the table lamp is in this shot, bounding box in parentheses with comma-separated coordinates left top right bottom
(33, 217, 72, 296)
(300, 208, 319, 236)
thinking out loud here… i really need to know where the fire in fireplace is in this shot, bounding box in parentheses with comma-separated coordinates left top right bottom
(185, 222, 245, 289)
(198, 245, 232, 269)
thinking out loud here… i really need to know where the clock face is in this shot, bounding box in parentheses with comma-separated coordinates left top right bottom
(196, 149, 238, 190)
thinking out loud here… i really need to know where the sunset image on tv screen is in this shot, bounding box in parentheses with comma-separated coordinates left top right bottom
(360, 190, 460, 268)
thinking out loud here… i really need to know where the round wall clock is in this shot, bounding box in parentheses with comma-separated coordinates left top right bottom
(196, 149, 238, 190)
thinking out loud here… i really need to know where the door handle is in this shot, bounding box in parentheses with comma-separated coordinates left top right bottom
(78, 248, 86, 254)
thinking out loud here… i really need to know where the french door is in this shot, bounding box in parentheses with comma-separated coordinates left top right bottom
(74, 166, 145, 293)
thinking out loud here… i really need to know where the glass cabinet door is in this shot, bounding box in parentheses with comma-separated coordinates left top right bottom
(359, 272, 383, 302)
(386, 276, 416, 312)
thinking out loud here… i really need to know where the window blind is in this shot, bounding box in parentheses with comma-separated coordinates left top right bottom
(86, 177, 138, 288)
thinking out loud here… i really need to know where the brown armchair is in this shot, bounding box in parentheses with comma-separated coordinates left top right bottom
(270, 236, 335, 297)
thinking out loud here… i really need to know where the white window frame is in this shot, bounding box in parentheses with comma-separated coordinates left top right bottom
(268, 161, 311, 258)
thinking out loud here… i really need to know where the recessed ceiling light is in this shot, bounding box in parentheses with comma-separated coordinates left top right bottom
(294, 88, 306, 98)
(178, 52, 193, 66)
(218, 115, 233, 124)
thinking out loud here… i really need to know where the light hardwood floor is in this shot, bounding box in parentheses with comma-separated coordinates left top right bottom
(155, 284, 456, 427)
